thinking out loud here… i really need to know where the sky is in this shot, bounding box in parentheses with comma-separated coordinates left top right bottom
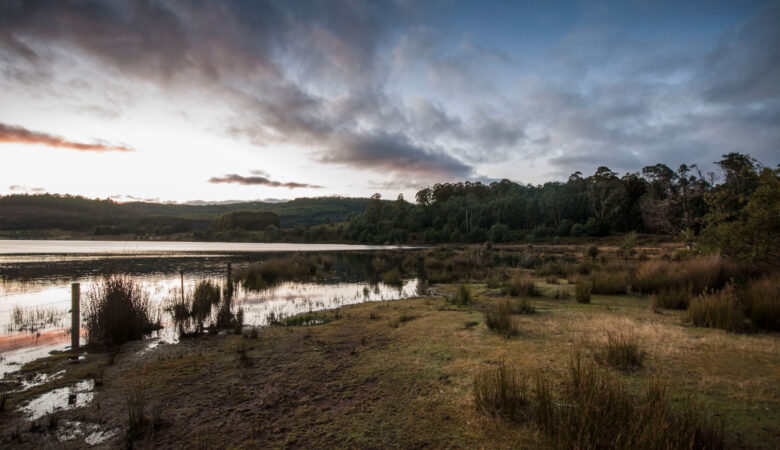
(0, 0, 778, 203)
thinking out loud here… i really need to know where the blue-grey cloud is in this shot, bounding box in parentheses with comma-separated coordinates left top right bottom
(0, 0, 777, 187)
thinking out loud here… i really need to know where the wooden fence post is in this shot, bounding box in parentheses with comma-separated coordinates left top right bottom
(71, 282, 80, 351)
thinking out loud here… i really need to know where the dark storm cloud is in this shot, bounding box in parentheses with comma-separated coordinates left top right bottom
(209, 174, 323, 189)
(0, 122, 134, 152)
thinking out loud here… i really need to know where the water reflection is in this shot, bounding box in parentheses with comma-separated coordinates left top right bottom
(1, 249, 421, 372)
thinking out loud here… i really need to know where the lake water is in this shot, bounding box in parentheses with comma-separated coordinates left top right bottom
(0, 240, 421, 375)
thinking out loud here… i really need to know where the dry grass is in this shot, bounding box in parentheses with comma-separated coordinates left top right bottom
(632, 255, 740, 295)
(688, 286, 746, 332)
(473, 362, 528, 422)
(3, 278, 779, 449)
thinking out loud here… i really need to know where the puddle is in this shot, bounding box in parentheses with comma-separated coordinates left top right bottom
(19, 370, 65, 391)
(85, 427, 119, 445)
(51, 419, 119, 446)
(22, 379, 95, 421)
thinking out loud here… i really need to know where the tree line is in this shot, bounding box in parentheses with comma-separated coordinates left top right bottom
(345, 153, 778, 262)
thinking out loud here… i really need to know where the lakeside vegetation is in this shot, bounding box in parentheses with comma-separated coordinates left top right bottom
(1, 239, 778, 447)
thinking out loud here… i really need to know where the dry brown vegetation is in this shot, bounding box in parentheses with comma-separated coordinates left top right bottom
(2, 244, 779, 448)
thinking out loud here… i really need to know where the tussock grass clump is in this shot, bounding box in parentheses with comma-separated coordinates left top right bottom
(655, 285, 694, 310)
(632, 255, 739, 295)
(84, 275, 160, 347)
(484, 275, 501, 289)
(382, 268, 403, 286)
(126, 387, 164, 443)
(688, 286, 746, 332)
(192, 280, 221, 329)
(452, 284, 472, 305)
(593, 332, 646, 372)
(575, 280, 592, 303)
(535, 355, 725, 450)
(485, 302, 518, 338)
(741, 276, 780, 332)
(237, 342, 251, 367)
(473, 362, 528, 422)
(589, 270, 629, 295)
(506, 297, 535, 315)
(503, 274, 538, 297)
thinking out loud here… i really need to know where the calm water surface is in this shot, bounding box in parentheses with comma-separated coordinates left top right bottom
(0, 240, 421, 375)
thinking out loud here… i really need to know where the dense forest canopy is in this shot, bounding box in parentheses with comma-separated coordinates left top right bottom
(345, 153, 778, 253)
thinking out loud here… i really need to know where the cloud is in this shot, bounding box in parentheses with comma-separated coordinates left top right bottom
(0, 0, 777, 187)
(9, 184, 45, 193)
(0, 122, 134, 152)
(320, 131, 473, 179)
(208, 174, 323, 189)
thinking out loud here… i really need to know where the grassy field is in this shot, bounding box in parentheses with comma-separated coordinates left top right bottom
(1, 275, 778, 448)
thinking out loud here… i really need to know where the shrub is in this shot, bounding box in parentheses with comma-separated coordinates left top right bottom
(593, 332, 646, 372)
(589, 270, 629, 295)
(575, 280, 592, 303)
(688, 285, 746, 332)
(84, 275, 159, 347)
(382, 268, 403, 286)
(485, 302, 518, 338)
(473, 362, 528, 422)
(534, 355, 725, 450)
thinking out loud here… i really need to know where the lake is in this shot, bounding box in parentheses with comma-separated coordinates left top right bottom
(0, 240, 422, 375)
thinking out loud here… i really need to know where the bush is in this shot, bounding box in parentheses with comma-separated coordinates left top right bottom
(589, 271, 629, 295)
(593, 332, 646, 372)
(575, 280, 592, 303)
(688, 285, 746, 332)
(473, 362, 528, 422)
(485, 302, 518, 338)
(534, 355, 725, 449)
(84, 275, 159, 347)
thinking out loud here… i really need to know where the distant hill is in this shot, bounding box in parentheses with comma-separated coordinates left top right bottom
(0, 194, 375, 236)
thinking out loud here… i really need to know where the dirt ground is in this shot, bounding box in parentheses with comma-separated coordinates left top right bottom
(1, 283, 779, 449)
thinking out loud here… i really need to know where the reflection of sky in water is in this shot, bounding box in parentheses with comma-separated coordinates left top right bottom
(237, 279, 418, 325)
(1, 250, 419, 372)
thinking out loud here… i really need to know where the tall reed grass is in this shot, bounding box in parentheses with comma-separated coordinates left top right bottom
(84, 275, 160, 347)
